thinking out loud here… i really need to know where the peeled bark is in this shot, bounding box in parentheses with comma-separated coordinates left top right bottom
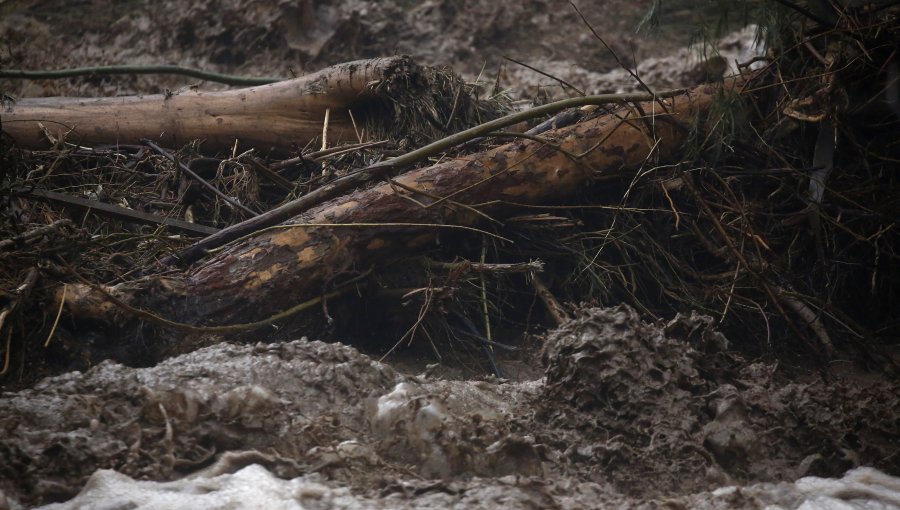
(60, 80, 737, 329)
(2, 57, 404, 153)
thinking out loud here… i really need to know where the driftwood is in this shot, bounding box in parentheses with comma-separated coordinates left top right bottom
(59, 79, 741, 330)
(2, 56, 413, 153)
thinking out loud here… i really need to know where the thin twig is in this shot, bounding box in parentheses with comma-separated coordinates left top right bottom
(386, 177, 503, 226)
(570, 2, 657, 101)
(247, 157, 295, 192)
(380, 283, 435, 362)
(426, 258, 544, 274)
(479, 238, 493, 357)
(348, 109, 363, 143)
(321, 108, 331, 151)
(268, 140, 388, 171)
(503, 55, 586, 96)
(13, 188, 219, 236)
(45, 283, 66, 348)
(0, 219, 74, 251)
(486, 131, 581, 159)
(443, 83, 465, 129)
(682, 174, 824, 361)
(0, 329, 11, 377)
(143, 139, 259, 218)
(0, 269, 41, 369)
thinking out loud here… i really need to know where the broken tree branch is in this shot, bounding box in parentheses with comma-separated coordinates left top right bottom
(1, 57, 408, 153)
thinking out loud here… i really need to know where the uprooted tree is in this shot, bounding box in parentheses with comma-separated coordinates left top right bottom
(56, 80, 722, 328)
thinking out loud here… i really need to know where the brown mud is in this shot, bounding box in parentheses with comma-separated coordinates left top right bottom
(1, 1, 899, 508)
(1, 306, 897, 508)
(1, 0, 734, 98)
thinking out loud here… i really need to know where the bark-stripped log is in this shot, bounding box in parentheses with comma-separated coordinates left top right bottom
(2, 57, 409, 153)
(60, 79, 739, 328)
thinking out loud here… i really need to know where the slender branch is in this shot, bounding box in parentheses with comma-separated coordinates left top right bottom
(13, 188, 219, 236)
(247, 157, 295, 192)
(361, 88, 686, 175)
(0, 219, 74, 251)
(0, 268, 39, 375)
(268, 140, 389, 172)
(0, 65, 282, 87)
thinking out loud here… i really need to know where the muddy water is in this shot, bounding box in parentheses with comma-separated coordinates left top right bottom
(2, 306, 897, 508)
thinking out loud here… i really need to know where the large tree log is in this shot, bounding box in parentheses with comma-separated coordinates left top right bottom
(2, 56, 417, 153)
(60, 79, 740, 329)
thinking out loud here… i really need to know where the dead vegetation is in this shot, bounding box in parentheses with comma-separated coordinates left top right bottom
(1, 2, 899, 388)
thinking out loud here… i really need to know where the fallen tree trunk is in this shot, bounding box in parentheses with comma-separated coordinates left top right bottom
(60, 78, 742, 330)
(2, 56, 434, 153)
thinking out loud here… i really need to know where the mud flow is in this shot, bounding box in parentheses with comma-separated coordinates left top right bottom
(1, 1, 898, 508)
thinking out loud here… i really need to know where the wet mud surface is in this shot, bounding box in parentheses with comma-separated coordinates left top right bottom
(2, 307, 897, 508)
(1, 0, 739, 98)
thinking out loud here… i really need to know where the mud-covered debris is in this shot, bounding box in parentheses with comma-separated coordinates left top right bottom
(371, 378, 543, 479)
(541, 304, 710, 411)
(536, 305, 900, 496)
(539, 305, 717, 494)
(0, 339, 400, 507)
(700, 384, 757, 472)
